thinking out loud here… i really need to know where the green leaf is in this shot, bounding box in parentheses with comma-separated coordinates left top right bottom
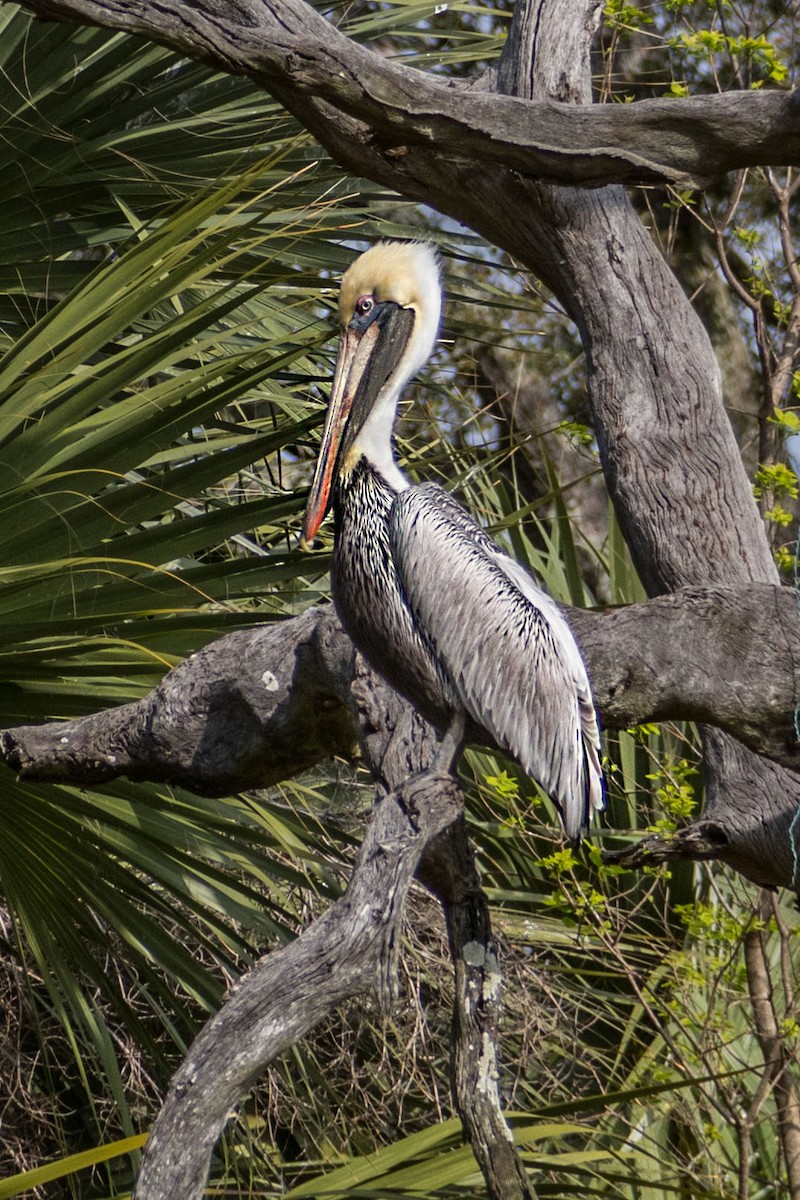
(0, 1134, 148, 1199)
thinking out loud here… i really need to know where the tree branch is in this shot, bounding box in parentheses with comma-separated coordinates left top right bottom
(3, 581, 800, 889)
(134, 649, 530, 1200)
(11, 0, 800, 190)
(420, 818, 536, 1200)
(133, 764, 465, 1198)
(3, 586, 798, 797)
(742, 898, 800, 1197)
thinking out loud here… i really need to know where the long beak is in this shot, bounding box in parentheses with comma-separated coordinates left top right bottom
(301, 304, 414, 547)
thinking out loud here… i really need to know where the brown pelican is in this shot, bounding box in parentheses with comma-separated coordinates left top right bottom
(301, 241, 603, 840)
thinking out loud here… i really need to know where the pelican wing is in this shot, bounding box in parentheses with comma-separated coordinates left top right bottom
(390, 483, 603, 839)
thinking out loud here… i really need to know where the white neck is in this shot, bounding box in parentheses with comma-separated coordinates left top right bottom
(348, 250, 442, 493)
(349, 379, 409, 492)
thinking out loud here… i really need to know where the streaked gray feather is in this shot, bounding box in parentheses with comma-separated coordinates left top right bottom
(390, 483, 603, 840)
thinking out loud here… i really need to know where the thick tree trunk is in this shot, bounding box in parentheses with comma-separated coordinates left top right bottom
(478, 0, 795, 894)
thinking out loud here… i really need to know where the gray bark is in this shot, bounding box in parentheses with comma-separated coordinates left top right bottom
(131, 658, 526, 1200)
(482, 0, 797, 901)
(4, 584, 800, 810)
(10, 0, 800, 189)
(131, 670, 458, 1198)
(419, 819, 536, 1200)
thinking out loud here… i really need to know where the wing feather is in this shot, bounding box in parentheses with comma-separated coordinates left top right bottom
(390, 483, 603, 839)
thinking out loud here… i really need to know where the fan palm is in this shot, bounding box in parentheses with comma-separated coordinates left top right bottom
(0, 6, 408, 1185)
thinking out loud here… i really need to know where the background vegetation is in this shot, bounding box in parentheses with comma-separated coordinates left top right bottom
(0, 1, 798, 1196)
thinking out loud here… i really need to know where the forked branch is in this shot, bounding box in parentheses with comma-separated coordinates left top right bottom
(10, 0, 800, 193)
(133, 768, 465, 1198)
(134, 662, 532, 1200)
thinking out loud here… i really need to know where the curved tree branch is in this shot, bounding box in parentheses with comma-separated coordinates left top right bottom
(134, 767, 465, 1199)
(3, 586, 798, 791)
(133, 654, 531, 1200)
(11, 0, 800, 191)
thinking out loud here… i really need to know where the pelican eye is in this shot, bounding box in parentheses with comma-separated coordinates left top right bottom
(355, 294, 374, 317)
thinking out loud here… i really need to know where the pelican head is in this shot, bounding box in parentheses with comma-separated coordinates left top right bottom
(301, 241, 441, 546)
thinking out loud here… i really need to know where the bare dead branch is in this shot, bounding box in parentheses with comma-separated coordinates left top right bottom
(3, 586, 799, 799)
(133, 766, 465, 1198)
(420, 818, 535, 1200)
(4, 581, 800, 892)
(0, 609, 357, 794)
(133, 652, 529, 1199)
(10, 0, 800, 192)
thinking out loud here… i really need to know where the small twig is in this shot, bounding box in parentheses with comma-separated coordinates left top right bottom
(765, 170, 800, 414)
(771, 892, 798, 1015)
(601, 824, 727, 870)
(742, 892, 800, 1200)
